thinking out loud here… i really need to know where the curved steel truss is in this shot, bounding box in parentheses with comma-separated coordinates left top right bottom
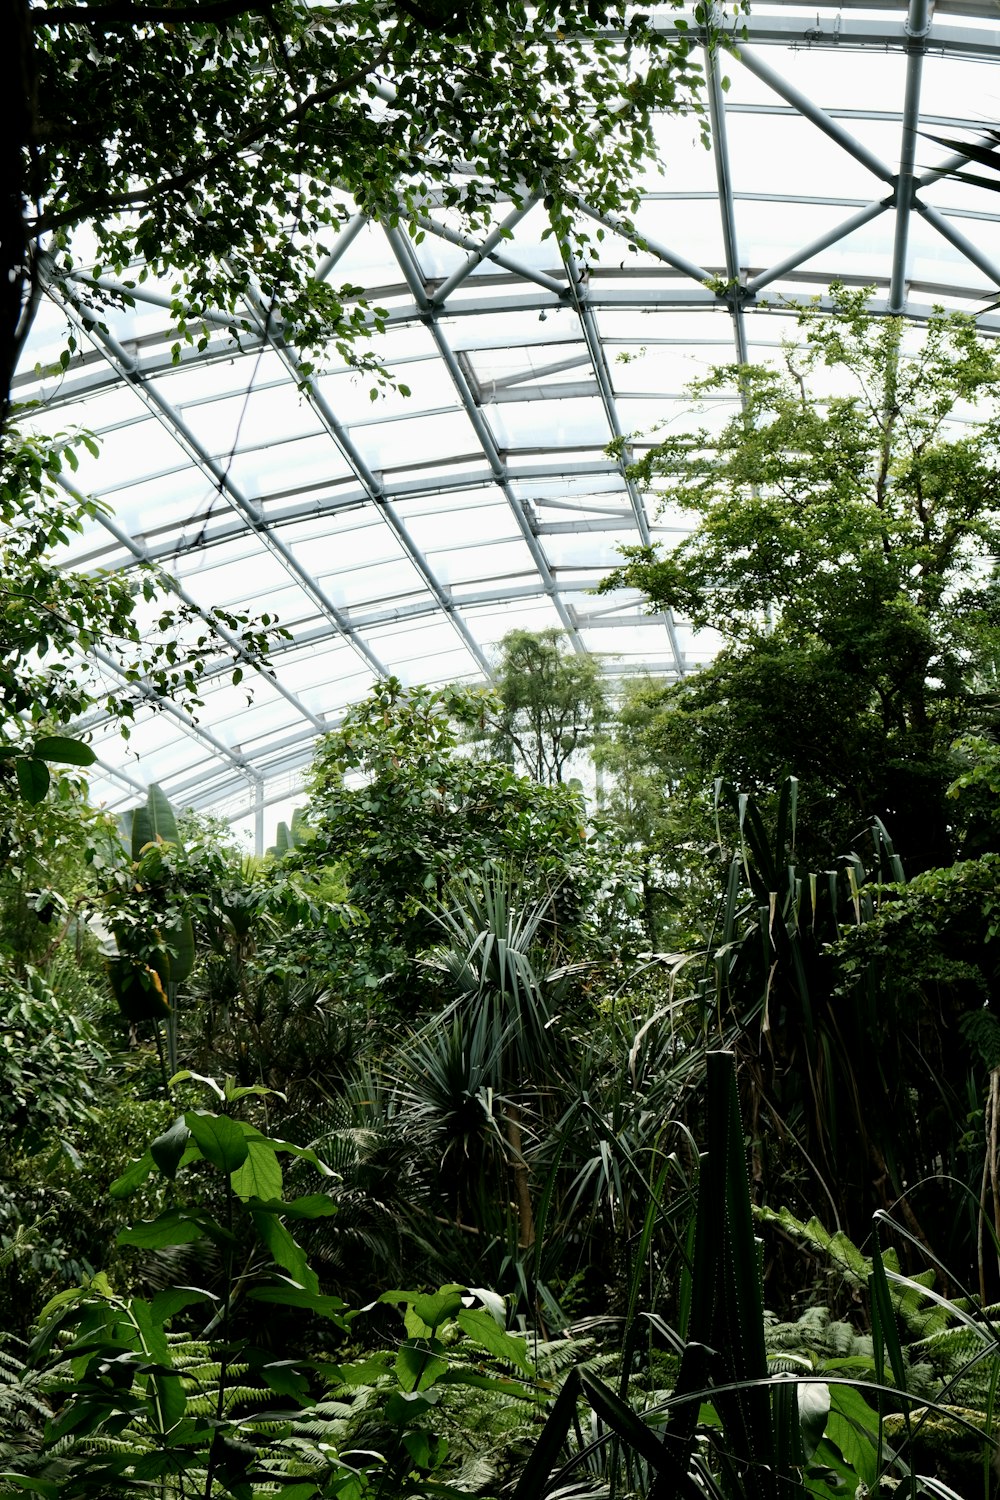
(15, 0, 1000, 843)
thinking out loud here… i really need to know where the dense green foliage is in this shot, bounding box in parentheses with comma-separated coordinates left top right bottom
(602, 287, 1000, 871)
(7, 296, 1000, 1497)
(469, 629, 609, 785)
(5, 0, 709, 423)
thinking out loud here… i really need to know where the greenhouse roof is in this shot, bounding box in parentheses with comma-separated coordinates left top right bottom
(14, 0, 1000, 844)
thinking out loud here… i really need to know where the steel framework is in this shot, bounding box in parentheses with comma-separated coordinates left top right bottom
(14, 0, 1000, 844)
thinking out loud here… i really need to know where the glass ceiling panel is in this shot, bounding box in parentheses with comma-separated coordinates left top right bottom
(179, 385, 324, 454)
(445, 538, 540, 584)
(403, 503, 522, 556)
(461, 598, 570, 646)
(349, 409, 476, 469)
(544, 532, 637, 569)
(486, 396, 613, 450)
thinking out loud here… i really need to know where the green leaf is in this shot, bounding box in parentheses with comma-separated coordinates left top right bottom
(117, 1209, 206, 1249)
(395, 1341, 449, 1393)
(153, 1369, 187, 1430)
(32, 735, 97, 767)
(402, 1429, 448, 1470)
(231, 1138, 283, 1202)
(251, 1194, 335, 1220)
(224, 1080, 283, 1103)
(185, 1111, 249, 1173)
(826, 1386, 878, 1487)
(240, 1131, 335, 1176)
(150, 1286, 217, 1324)
(798, 1380, 831, 1462)
(0, 1477, 60, 1497)
(412, 1288, 465, 1333)
(132, 783, 180, 858)
(247, 1286, 348, 1325)
(150, 1117, 191, 1180)
(163, 914, 195, 985)
(250, 1210, 317, 1293)
(467, 1286, 507, 1325)
(131, 1297, 170, 1365)
(261, 1361, 311, 1400)
(455, 1308, 533, 1374)
(109, 1150, 157, 1198)
(169, 1070, 225, 1098)
(15, 758, 49, 804)
(385, 1389, 438, 1424)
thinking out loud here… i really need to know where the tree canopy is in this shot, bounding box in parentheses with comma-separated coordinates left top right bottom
(469, 628, 608, 785)
(5, 0, 708, 426)
(603, 287, 1000, 867)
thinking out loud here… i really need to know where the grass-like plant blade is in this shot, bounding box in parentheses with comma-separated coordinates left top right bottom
(870, 1229, 913, 1497)
(770, 1379, 804, 1500)
(661, 1051, 776, 1500)
(619, 1152, 677, 1403)
(510, 1368, 581, 1500)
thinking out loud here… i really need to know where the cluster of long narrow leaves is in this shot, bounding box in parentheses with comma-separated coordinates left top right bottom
(511, 1051, 1000, 1499)
(701, 778, 973, 1258)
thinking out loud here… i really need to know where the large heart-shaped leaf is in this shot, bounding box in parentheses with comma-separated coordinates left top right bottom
(185, 1112, 249, 1173)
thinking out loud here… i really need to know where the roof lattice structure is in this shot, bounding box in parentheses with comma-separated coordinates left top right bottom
(15, 0, 1000, 844)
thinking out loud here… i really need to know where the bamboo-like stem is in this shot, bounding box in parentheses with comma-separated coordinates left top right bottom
(506, 1103, 536, 1250)
(991, 1070, 1000, 1294)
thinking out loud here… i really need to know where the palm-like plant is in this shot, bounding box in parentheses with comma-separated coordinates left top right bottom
(406, 867, 566, 1254)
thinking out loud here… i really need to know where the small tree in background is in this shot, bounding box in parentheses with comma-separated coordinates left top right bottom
(476, 629, 608, 786)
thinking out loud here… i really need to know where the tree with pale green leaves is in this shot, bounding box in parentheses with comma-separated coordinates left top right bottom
(475, 628, 608, 786)
(603, 286, 1000, 871)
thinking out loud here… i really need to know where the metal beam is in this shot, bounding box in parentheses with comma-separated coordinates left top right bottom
(558, 240, 686, 675)
(68, 272, 239, 331)
(915, 200, 1000, 290)
(51, 283, 391, 682)
(734, 43, 895, 184)
(572, 199, 715, 287)
(746, 199, 892, 295)
(93, 757, 149, 798)
(888, 0, 932, 313)
(233, 274, 494, 677)
(58, 473, 327, 734)
(63, 458, 645, 572)
(383, 222, 590, 652)
(254, 779, 265, 856)
(315, 212, 369, 283)
(426, 197, 562, 304)
(657, 8, 1000, 61)
(704, 21, 749, 363)
(90, 644, 260, 787)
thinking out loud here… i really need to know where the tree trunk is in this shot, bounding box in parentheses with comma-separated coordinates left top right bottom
(505, 1102, 535, 1249)
(2, 0, 35, 434)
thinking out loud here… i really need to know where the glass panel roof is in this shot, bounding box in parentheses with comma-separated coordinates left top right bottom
(14, 0, 1000, 843)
